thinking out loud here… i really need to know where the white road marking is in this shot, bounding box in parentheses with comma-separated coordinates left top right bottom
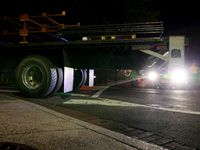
(91, 86, 109, 98)
(63, 98, 200, 115)
(71, 94, 90, 97)
(90, 78, 138, 98)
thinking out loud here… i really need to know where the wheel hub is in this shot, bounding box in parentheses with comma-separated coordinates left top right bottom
(22, 64, 43, 89)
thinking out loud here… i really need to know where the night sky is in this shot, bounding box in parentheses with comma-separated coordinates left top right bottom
(1, 0, 200, 67)
(154, 0, 200, 34)
(2, 1, 199, 29)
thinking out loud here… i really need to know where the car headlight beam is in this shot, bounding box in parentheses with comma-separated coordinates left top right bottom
(148, 72, 157, 80)
(171, 70, 187, 82)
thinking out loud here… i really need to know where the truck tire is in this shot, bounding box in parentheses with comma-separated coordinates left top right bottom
(50, 67, 63, 94)
(73, 69, 87, 91)
(16, 55, 57, 98)
(73, 69, 84, 91)
(82, 69, 87, 87)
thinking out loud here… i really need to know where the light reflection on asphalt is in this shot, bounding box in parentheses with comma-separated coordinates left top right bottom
(63, 97, 200, 115)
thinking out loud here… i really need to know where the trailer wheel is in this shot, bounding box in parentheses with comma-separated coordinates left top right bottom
(50, 67, 63, 94)
(73, 69, 87, 91)
(76, 69, 87, 89)
(16, 55, 57, 98)
(73, 69, 84, 91)
(82, 69, 87, 87)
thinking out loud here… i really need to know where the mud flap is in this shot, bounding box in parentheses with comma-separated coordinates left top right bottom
(89, 69, 94, 87)
(64, 67, 74, 93)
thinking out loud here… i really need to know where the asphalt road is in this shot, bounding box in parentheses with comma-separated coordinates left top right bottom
(99, 87, 200, 149)
(2, 85, 200, 149)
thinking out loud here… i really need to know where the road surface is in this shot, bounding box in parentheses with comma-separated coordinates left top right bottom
(1, 85, 200, 149)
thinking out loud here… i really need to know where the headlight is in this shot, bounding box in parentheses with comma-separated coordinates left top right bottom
(171, 70, 187, 82)
(148, 72, 157, 80)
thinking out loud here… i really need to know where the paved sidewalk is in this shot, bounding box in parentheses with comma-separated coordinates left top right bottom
(0, 93, 167, 150)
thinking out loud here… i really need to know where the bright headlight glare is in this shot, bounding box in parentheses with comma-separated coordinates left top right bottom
(171, 70, 187, 82)
(148, 72, 157, 80)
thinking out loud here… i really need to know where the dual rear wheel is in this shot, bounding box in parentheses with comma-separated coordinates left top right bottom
(16, 55, 63, 98)
(16, 55, 86, 98)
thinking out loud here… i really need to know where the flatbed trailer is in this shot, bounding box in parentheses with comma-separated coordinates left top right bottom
(0, 12, 187, 98)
